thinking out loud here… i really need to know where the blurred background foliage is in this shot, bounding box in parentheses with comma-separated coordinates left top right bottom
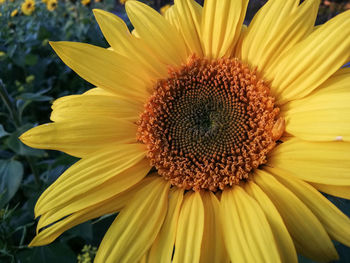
(0, 0, 349, 262)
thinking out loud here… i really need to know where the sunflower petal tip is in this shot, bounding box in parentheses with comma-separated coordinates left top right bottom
(49, 41, 70, 51)
(18, 134, 25, 143)
(33, 208, 40, 219)
(49, 41, 62, 53)
(19, 126, 41, 145)
(92, 8, 102, 16)
(48, 41, 57, 48)
(28, 237, 41, 247)
(125, 0, 139, 9)
(19, 130, 31, 144)
(27, 241, 35, 248)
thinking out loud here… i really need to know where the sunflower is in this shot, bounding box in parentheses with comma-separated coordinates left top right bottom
(10, 9, 18, 17)
(81, 0, 89, 6)
(21, 0, 35, 15)
(20, 0, 350, 262)
(46, 0, 57, 11)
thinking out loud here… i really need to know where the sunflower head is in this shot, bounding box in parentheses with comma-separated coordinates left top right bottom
(46, 0, 57, 11)
(21, 0, 35, 15)
(137, 55, 284, 191)
(81, 0, 89, 6)
(10, 9, 18, 16)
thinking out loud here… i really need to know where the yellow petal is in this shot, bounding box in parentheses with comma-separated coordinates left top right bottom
(270, 168, 350, 247)
(200, 191, 229, 263)
(29, 177, 148, 246)
(36, 157, 150, 229)
(94, 177, 170, 263)
(310, 183, 350, 200)
(282, 68, 350, 141)
(221, 186, 281, 262)
(93, 9, 168, 80)
(171, 0, 203, 57)
(245, 181, 297, 263)
(138, 253, 148, 263)
(50, 94, 142, 122)
(268, 138, 350, 185)
(254, 169, 338, 262)
(50, 41, 150, 102)
(241, 0, 318, 76)
(232, 24, 247, 59)
(163, 5, 191, 56)
(173, 191, 204, 263)
(220, 188, 250, 262)
(220, 187, 281, 262)
(164, 5, 176, 25)
(20, 117, 137, 158)
(125, 1, 188, 67)
(201, 0, 248, 59)
(34, 143, 147, 218)
(148, 187, 184, 263)
(270, 10, 350, 104)
(92, 9, 131, 55)
(83, 87, 114, 95)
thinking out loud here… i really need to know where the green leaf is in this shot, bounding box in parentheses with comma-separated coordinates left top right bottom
(16, 243, 76, 263)
(18, 92, 52, 102)
(0, 159, 23, 207)
(7, 44, 17, 58)
(65, 222, 93, 241)
(24, 54, 38, 66)
(0, 124, 9, 138)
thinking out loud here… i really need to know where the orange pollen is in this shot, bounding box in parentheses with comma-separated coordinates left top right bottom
(137, 56, 284, 191)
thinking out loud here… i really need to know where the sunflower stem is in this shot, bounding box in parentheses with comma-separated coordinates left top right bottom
(26, 156, 41, 188)
(0, 80, 21, 128)
(0, 79, 41, 188)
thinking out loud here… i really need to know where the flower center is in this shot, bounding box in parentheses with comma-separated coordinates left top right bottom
(137, 56, 284, 191)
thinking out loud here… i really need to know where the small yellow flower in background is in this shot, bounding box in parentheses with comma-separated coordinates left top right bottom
(160, 4, 170, 15)
(25, 75, 35, 83)
(10, 9, 18, 16)
(81, 0, 89, 6)
(46, 0, 57, 11)
(0, 0, 5, 5)
(42, 38, 49, 46)
(95, 0, 102, 3)
(21, 0, 350, 262)
(42, 0, 47, 4)
(77, 245, 97, 263)
(0, 51, 5, 57)
(119, 0, 127, 4)
(21, 0, 35, 15)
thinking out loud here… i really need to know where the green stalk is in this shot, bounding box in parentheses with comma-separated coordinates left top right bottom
(0, 80, 20, 128)
(0, 79, 41, 188)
